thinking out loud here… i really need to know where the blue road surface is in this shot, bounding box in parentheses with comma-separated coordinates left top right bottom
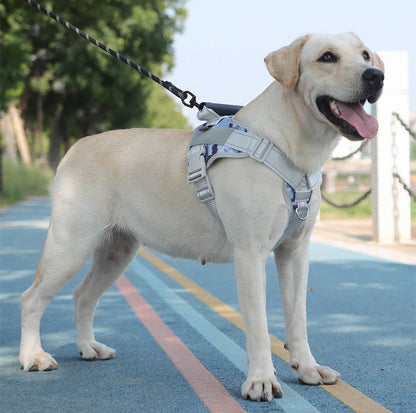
(1, 197, 415, 412)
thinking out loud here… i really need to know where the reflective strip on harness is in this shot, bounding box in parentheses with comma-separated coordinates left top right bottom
(187, 107, 321, 247)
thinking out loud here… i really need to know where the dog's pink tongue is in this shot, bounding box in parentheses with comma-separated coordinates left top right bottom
(335, 101, 379, 139)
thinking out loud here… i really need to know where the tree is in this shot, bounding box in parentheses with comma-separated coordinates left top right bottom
(142, 86, 190, 129)
(1, 0, 189, 168)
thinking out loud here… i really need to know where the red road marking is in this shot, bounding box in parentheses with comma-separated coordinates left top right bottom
(116, 275, 246, 413)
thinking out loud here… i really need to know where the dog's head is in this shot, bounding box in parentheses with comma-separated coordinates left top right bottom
(265, 33, 384, 141)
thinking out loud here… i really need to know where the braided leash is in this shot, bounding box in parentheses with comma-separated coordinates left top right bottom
(25, 0, 201, 109)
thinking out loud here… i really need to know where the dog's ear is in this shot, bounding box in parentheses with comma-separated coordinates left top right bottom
(264, 35, 310, 90)
(372, 52, 385, 72)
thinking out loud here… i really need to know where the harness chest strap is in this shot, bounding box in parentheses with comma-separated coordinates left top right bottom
(187, 111, 321, 246)
(187, 144, 223, 224)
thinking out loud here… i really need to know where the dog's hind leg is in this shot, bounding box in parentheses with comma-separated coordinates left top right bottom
(20, 224, 98, 371)
(73, 227, 139, 361)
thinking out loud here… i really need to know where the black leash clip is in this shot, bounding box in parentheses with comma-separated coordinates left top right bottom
(180, 90, 199, 109)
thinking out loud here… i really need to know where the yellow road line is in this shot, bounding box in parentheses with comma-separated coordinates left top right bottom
(139, 248, 392, 413)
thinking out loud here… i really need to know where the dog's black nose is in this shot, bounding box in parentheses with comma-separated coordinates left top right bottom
(362, 68, 384, 89)
(362, 68, 384, 103)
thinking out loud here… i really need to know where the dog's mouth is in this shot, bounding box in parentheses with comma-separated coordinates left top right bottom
(316, 96, 379, 141)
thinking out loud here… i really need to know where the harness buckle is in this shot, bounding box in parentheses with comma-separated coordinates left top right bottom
(187, 144, 215, 203)
(187, 145, 206, 183)
(196, 184, 215, 203)
(250, 137, 274, 163)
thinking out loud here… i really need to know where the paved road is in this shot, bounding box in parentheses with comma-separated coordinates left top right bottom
(1, 197, 415, 412)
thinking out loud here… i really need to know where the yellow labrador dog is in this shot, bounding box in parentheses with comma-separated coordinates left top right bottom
(20, 33, 384, 401)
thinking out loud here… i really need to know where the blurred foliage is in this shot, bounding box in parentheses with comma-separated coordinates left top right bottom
(0, 159, 53, 206)
(0, 0, 189, 168)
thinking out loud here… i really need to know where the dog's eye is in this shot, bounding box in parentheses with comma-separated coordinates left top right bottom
(318, 51, 338, 63)
(362, 50, 370, 61)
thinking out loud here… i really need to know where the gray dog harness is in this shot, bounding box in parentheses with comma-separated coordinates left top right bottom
(187, 105, 321, 247)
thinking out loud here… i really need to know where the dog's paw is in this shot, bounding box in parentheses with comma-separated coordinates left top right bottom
(21, 351, 58, 372)
(292, 363, 340, 385)
(241, 375, 283, 401)
(78, 340, 116, 361)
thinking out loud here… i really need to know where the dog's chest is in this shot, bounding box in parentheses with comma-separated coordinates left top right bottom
(186, 110, 321, 249)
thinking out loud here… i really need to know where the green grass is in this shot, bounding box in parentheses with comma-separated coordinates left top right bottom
(0, 160, 53, 206)
(320, 190, 416, 220)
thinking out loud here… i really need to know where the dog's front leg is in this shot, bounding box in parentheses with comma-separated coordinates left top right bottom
(234, 249, 282, 401)
(274, 240, 340, 385)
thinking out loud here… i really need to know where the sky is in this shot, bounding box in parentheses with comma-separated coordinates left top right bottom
(168, 0, 415, 127)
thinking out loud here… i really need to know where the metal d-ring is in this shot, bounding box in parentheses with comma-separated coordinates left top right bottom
(295, 206, 309, 221)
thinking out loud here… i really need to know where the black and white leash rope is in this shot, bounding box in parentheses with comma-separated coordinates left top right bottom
(24, 0, 201, 109)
